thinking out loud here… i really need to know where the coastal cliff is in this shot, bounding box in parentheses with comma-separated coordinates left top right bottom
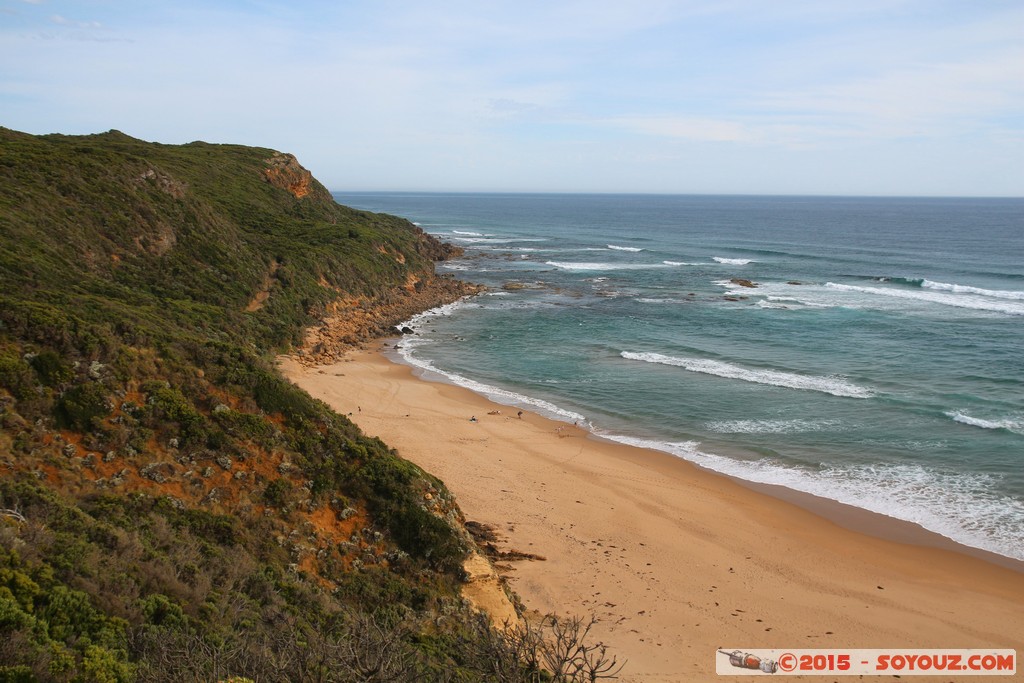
(0, 128, 549, 681)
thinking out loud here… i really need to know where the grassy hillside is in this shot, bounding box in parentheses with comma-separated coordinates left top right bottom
(0, 128, 613, 681)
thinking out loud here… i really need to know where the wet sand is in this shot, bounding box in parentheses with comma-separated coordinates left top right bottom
(280, 347, 1023, 682)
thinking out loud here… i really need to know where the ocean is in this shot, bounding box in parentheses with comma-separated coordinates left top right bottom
(335, 193, 1024, 562)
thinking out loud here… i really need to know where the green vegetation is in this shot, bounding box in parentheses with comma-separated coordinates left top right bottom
(0, 128, 621, 681)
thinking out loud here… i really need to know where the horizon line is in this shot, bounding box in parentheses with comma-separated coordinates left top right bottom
(331, 190, 1024, 200)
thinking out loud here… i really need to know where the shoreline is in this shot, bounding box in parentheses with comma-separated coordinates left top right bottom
(387, 339, 1024, 573)
(280, 345, 1024, 682)
(581, 417, 1024, 573)
(733, 477, 1024, 573)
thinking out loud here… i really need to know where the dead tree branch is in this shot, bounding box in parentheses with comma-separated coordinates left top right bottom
(0, 507, 26, 524)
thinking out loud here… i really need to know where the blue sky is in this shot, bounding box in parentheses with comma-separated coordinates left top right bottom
(2, 1, 1022, 195)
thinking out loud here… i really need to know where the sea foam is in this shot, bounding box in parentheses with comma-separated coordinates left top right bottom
(636, 297, 691, 304)
(826, 283, 1024, 316)
(455, 237, 549, 244)
(706, 418, 843, 434)
(607, 244, 643, 252)
(946, 411, 1024, 435)
(921, 279, 1024, 300)
(713, 257, 754, 265)
(545, 261, 671, 271)
(621, 351, 873, 398)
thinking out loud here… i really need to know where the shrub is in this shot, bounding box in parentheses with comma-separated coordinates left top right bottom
(213, 409, 275, 444)
(0, 665, 34, 683)
(142, 385, 207, 446)
(140, 593, 186, 629)
(0, 352, 34, 401)
(262, 479, 292, 509)
(56, 383, 110, 430)
(29, 350, 72, 388)
(80, 644, 134, 683)
(386, 503, 467, 573)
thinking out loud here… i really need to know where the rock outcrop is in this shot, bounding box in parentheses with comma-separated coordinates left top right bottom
(297, 275, 484, 365)
(263, 152, 331, 201)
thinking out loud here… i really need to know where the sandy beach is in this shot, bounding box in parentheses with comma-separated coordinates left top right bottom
(280, 347, 1023, 682)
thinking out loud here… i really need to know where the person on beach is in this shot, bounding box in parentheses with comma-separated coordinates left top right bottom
(517, 410, 523, 419)
(469, 416, 477, 422)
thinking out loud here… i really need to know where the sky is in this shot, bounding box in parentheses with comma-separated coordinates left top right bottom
(2, 1, 1022, 196)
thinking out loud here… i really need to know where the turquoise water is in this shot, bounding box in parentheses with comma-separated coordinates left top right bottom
(335, 193, 1024, 561)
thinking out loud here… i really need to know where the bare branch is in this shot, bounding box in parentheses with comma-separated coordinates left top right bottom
(0, 507, 26, 524)
(532, 614, 626, 682)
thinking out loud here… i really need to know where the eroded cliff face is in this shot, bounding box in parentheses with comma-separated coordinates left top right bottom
(297, 275, 483, 365)
(263, 152, 331, 201)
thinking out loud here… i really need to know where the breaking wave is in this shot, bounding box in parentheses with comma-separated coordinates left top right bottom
(705, 418, 844, 434)
(825, 283, 1024, 316)
(620, 351, 873, 398)
(546, 261, 672, 271)
(946, 411, 1024, 435)
(921, 280, 1024, 300)
(873, 277, 1024, 301)
(454, 237, 549, 244)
